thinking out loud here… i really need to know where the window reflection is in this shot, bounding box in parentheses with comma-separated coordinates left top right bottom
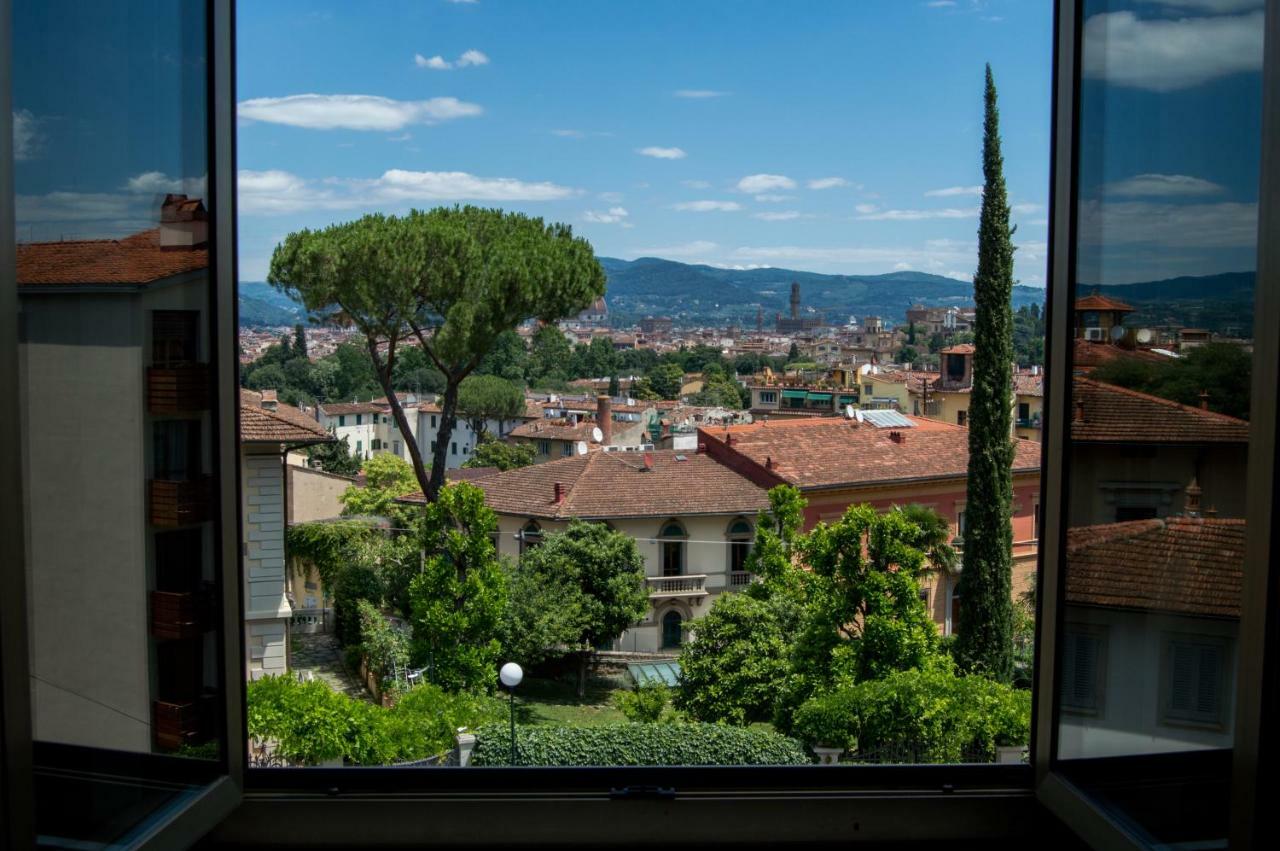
(1060, 0, 1261, 768)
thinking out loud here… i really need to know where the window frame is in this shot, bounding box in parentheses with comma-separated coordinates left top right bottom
(1159, 633, 1229, 731)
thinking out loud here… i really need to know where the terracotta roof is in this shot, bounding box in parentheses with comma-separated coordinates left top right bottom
(1014, 374, 1044, 397)
(240, 390, 332, 444)
(509, 418, 602, 443)
(320, 401, 387, 416)
(16, 229, 208, 287)
(940, 343, 975, 355)
(399, 450, 769, 520)
(700, 416, 1041, 491)
(1065, 516, 1243, 618)
(1072, 339, 1171, 371)
(1072, 378, 1249, 444)
(445, 466, 501, 482)
(1075, 294, 1133, 312)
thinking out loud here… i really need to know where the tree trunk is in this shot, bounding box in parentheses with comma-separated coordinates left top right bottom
(368, 338, 432, 499)
(427, 380, 461, 502)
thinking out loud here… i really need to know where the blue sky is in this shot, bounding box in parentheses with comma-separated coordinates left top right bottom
(233, 0, 1055, 284)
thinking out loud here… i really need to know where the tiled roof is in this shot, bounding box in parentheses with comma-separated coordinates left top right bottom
(700, 416, 1041, 491)
(1075, 294, 1134, 312)
(240, 390, 332, 444)
(445, 466, 501, 482)
(509, 418, 602, 443)
(1065, 516, 1243, 618)
(319, 401, 387, 416)
(399, 449, 769, 520)
(1072, 378, 1249, 444)
(1072, 339, 1171, 371)
(940, 343, 975, 355)
(1014, 374, 1044, 397)
(16, 229, 208, 287)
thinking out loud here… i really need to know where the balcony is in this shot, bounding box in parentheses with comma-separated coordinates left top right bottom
(147, 364, 210, 414)
(729, 571, 755, 589)
(646, 574, 708, 599)
(149, 477, 212, 527)
(150, 590, 209, 640)
(152, 694, 215, 751)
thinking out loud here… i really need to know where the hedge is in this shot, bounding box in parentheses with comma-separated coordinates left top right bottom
(470, 722, 809, 767)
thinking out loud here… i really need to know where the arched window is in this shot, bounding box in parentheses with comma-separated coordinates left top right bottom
(662, 610, 683, 649)
(520, 520, 542, 556)
(727, 517, 753, 576)
(659, 520, 686, 577)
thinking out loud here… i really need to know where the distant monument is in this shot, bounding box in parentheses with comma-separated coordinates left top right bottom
(775, 281, 824, 333)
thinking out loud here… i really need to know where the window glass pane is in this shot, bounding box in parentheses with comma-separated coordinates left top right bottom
(15, 0, 220, 762)
(1055, 0, 1264, 840)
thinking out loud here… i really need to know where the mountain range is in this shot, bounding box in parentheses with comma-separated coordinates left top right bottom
(239, 262, 1254, 335)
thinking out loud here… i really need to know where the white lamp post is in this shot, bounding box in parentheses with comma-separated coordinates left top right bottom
(499, 662, 523, 765)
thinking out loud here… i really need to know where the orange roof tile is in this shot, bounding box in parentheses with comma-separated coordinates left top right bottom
(1075, 294, 1134, 312)
(16, 229, 208, 287)
(700, 416, 1041, 491)
(1072, 338, 1171, 371)
(240, 390, 332, 445)
(1065, 516, 1243, 618)
(399, 450, 768, 520)
(1072, 378, 1249, 444)
(509, 418, 602, 443)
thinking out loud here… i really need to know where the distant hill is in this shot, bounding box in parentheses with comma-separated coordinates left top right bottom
(239, 282, 304, 327)
(597, 256, 1044, 326)
(1086, 272, 1255, 337)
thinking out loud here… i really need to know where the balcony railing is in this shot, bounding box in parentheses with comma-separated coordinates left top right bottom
(149, 477, 212, 527)
(147, 364, 210, 414)
(150, 589, 209, 640)
(646, 574, 708, 598)
(729, 571, 754, 589)
(152, 694, 215, 751)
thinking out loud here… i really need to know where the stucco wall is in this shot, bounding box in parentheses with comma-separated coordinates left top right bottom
(287, 464, 352, 524)
(1068, 444, 1246, 525)
(242, 450, 289, 679)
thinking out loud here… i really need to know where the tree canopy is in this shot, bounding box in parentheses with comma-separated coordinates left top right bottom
(456, 374, 527, 440)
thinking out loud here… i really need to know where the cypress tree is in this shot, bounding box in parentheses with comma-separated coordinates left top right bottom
(955, 65, 1016, 682)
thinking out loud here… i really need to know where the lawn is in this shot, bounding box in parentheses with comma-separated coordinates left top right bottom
(515, 673, 631, 727)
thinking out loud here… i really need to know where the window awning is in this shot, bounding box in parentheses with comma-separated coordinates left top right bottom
(807, 392, 833, 402)
(838, 395, 858, 405)
(781, 389, 808, 400)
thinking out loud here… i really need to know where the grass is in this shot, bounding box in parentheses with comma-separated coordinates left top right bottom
(514, 674, 631, 727)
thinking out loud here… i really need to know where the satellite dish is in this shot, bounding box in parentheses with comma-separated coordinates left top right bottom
(576, 440, 589, 456)
(1136, 328, 1153, 344)
(591, 426, 604, 443)
(855, 409, 865, 424)
(1110, 325, 1126, 342)
(844, 404, 856, 419)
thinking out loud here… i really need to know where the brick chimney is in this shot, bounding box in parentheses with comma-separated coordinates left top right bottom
(696, 442, 706, 454)
(553, 482, 565, 503)
(889, 430, 906, 444)
(642, 453, 653, 471)
(1199, 390, 1210, 411)
(261, 389, 278, 411)
(159, 194, 208, 250)
(1185, 477, 1202, 516)
(1073, 400, 1085, 422)
(597, 394, 612, 446)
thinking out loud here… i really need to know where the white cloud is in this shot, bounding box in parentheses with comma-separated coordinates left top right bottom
(1082, 10, 1264, 91)
(856, 206, 979, 221)
(754, 194, 793, 203)
(1078, 200, 1257, 247)
(753, 211, 802, 221)
(855, 203, 880, 215)
(807, 177, 850, 190)
(238, 94, 482, 130)
(598, 191, 624, 203)
(682, 180, 711, 189)
(630, 240, 719, 258)
(12, 110, 40, 161)
(672, 200, 741, 212)
(925, 185, 982, 197)
(458, 49, 489, 67)
(1012, 203, 1041, 214)
(551, 128, 584, 137)
(237, 167, 578, 215)
(637, 146, 687, 159)
(736, 174, 796, 194)
(674, 89, 729, 98)
(926, 1, 957, 6)
(1102, 173, 1226, 197)
(1137, 0, 1263, 12)
(415, 53, 452, 69)
(123, 171, 208, 196)
(583, 206, 629, 224)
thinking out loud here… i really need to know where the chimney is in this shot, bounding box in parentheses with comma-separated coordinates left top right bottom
(553, 482, 566, 503)
(597, 395, 613, 446)
(260, 389, 278, 411)
(159, 194, 208, 250)
(696, 442, 706, 454)
(1184, 477, 1203, 516)
(765, 456, 774, 471)
(642, 453, 653, 471)
(1073, 400, 1085, 423)
(1199, 390, 1210, 411)
(889, 430, 906, 444)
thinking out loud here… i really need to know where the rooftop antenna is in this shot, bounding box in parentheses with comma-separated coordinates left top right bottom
(576, 440, 589, 456)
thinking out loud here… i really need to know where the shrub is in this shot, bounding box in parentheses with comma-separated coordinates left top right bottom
(791, 662, 1031, 763)
(383, 684, 506, 761)
(357, 599, 410, 686)
(613, 683, 672, 723)
(470, 722, 809, 766)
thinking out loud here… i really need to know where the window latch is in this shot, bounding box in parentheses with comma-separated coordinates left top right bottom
(609, 785, 676, 801)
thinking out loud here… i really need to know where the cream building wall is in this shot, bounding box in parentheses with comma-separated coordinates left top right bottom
(242, 450, 290, 679)
(492, 512, 756, 654)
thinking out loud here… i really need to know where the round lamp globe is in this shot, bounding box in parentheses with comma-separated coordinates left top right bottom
(499, 662, 524, 689)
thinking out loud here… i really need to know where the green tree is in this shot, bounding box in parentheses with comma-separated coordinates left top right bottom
(898, 346, 919, 366)
(329, 342, 381, 401)
(476, 329, 529, 382)
(339, 454, 419, 519)
(270, 207, 604, 503)
(502, 521, 649, 696)
(908, 320, 917, 345)
(408, 483, 509, 692)
(955, 65, 1017, 683)
(645, 362, 685, 400)
(788, 342, 800, 361)
(464, 436, 536, 471)
(893, 504, 959, 573)
(1090, 342, 1251, 420)
(528, 324, 574, 385)
(293, 323, 308, 358)
(391, 345, 446, 395)
(608, 374, 620, 397)
(689, 371, 746, 409)
(456, 374, 526, 441)
(306, 434, 362, 477)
